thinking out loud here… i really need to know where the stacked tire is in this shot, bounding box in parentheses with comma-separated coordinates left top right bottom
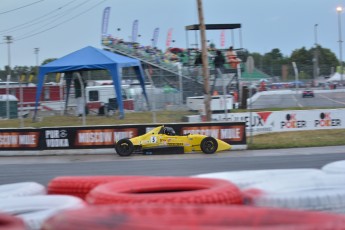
(0, 182, 85, 230)
(3, 161, 345, 230)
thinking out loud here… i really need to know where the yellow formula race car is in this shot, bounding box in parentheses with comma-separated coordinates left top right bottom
(114, 125, 231, 156)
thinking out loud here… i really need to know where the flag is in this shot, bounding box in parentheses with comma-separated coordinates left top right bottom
(166, 28, 173, 48)
(28, 74, 34, 83)
(220, 30, 225, 48)
(20, 74, 26, 82)
(132, 19, 139, 43)
(152, 27, 159, 47)
(56, 73, 61, 83)
(101, 7, 111, 36)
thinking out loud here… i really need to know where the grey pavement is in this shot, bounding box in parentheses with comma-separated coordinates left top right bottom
(1, 145, 344, 157)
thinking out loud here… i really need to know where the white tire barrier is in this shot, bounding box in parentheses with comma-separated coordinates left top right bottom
(322, 160, 345, 174)
(243, 174, 345, 213)
(0, 182, 46, 198)
(0, 195, 86, 230)
(193, 169, 324, 189)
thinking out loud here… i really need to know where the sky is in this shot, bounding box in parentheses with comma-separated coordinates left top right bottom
(0, 0, 344, 68)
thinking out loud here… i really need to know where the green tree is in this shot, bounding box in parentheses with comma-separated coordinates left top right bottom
(290, 45, 338, 78)
(290, 47, 314, 79)
(42, 58, 57, 65)
(261, 48, 287, 77)
(250, 52, 263, 69)
(313, 45, 338, 76)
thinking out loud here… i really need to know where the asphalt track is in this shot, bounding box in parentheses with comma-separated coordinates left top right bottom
(251, 90, 345, 109)
(0, 146, 344, 186)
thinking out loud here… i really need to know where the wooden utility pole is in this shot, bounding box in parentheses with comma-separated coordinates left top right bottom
(196, 0, 211, 121)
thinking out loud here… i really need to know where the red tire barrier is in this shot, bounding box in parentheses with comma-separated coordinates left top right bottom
(86, 177, 243, 205)
(47, 175, 151, 199)
(0, 212, 25, 230)
(42, 204, 345, 230)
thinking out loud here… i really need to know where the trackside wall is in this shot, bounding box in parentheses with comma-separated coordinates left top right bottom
(0, 122, 247, 152)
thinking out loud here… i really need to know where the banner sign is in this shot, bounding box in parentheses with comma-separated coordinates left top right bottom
(145, 123, 246, 146)
(101, 7, 111, 36)
(42, 126, 141, 149)
(220, 30, 225, 48)
(131, 19, 139, 43)
(0, 129, 42, 150)
(211, 109, 345, 135)
(166, 28, 173, 48)
(152, 27, 159, 48)
(179, 124, 246, 144)
(0, 123, 246, 151)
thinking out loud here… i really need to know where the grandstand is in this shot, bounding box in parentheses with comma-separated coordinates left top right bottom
(101, 24, 251, 103)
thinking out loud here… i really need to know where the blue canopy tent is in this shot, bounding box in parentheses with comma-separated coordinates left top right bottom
(33, 46, 149, 120)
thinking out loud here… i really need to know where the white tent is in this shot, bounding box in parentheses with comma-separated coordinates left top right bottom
(327, 72, 345, 82)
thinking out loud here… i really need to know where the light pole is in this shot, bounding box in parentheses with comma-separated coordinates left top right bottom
(4, 36, 13, 119)
(196, 0, 211, 121)
(337, 6, 343, 86)
(34, 48, 40, 67)
(313, 24, 319, 85)
(314, 24, 318, 45)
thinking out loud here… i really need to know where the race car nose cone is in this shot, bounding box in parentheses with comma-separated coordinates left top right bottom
(217, 140, 232, 152)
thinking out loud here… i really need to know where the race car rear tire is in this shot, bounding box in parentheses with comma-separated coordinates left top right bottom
(200, 137, 218, 154)
(115, 139, 134, 156)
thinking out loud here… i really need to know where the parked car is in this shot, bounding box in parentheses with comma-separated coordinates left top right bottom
(302, 89, 314, 98)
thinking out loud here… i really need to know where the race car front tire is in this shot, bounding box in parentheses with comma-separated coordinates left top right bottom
(115, 139, 134, 156)
(200, 137, 218, 154)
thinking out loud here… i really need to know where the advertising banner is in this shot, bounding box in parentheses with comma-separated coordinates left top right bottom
(101, 7, 111, 36)
(0, 123, 246, 151)
(212, 109, 345, 135)
(145, 123, 246, 146)
(0, 129, 42, 150)
(152, 27, 159, 48)
(166, 28, 173, 48)
(131, 19, 139, 43)
(220, 30, 225, 48)
(41, 123, 246, 150)
(42, 126, 142, 149)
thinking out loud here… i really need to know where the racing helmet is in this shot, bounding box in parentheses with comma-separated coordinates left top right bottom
(164, 127, 176, 136)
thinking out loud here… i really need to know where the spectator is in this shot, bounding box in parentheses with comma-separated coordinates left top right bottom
(213, 50, 225, 70)
(194, 51, 202, 66)
(226, 46, 241, 68)
(211, 50, 225, 94)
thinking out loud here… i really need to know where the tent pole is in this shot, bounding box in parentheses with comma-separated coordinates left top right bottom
(145, 69, 156, 123)
(59, 73, 64, 116)
(64, 72, 73, 116)
(76, 72, 86, 126)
